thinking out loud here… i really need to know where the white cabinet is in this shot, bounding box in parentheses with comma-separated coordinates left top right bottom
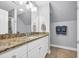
(0, 36, 48, 58)
(27, 38, 40, 51)
(28, 36, 48, 58)
(39, 36, 48, 58)
(28, 38, 40, 58)
(39, 45, 48, 58)
(28, 47, 40, 58)
(0, 43, 28, 58)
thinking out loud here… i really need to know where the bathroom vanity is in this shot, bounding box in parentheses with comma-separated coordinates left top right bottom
(0, 1, 50, 58)
(0, 33, 49, 58)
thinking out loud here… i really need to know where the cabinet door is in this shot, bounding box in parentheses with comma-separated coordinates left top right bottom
(27, 38, 40, 51)
(11, 44, 28, 58)
(0, 43, 28, 58)
(39, 42, 48, 58)
(27, 36, 49, 58)
(27, 38, 41, 58)
(28, 47, 40, 58)
(0, 51, 15, 58)
(21, 52, 28, 58)
(39, 36, 48, 58)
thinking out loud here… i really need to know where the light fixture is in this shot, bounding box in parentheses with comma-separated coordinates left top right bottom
(31, 6, 37, 12)
(26, 3, 30, 9)
(19, 8, 24, 12)
(26, 2, 33, 10)
(27, 2, 37, 12)
(19, 1, 27, 5)
(18, 1, 37, 12)
(29, 2, 34, 8)
(19, 1, 23, 5)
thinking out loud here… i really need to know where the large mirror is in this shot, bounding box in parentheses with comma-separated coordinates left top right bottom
(0, 1, 32, 34)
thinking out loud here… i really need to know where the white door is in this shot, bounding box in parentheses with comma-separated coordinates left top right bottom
(39, 36, 48, 58)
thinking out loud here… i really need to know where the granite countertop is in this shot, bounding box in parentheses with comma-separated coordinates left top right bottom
(0, 33, 48, 53)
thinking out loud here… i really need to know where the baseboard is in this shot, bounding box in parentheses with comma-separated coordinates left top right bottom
(50, 44, 77, 51)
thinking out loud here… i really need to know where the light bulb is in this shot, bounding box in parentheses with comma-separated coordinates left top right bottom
(31, 7, 37, 12)
(19, 8, 24, 12)
(19, 1, 24, 5)
(19, 1, 27, 5)
(29, 2, 32, 8)
(26, 4, 30, 9)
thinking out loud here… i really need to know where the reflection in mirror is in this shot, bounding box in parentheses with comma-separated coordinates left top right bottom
(9, 9, 17, 34)
(0, 1, 18, 34)
(0, 1, 38, 38)
(17, 8, 31, 34)
(0, 1, 32, 35)
(8, 17, 12, 34)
